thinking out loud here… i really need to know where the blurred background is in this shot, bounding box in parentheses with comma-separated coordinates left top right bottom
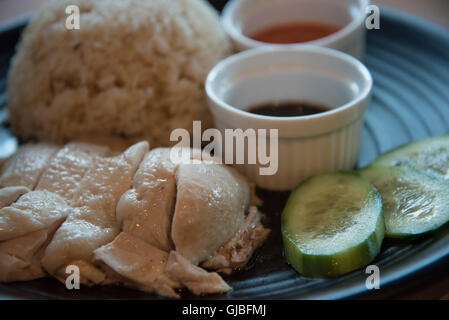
(0, 0, 449, 29)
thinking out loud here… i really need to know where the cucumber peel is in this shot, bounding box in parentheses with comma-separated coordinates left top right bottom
(281, 172, 384, 278)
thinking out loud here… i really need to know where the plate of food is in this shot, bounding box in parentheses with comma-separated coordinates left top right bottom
(0, 0, 449, 300)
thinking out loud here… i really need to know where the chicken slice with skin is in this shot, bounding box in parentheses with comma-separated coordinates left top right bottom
(0, 190, 71, 241)
(41, 142, 148, 285)
(94, 233, 231, 298)
(0, 186, 30, 208)
(116, 148, 176, 251)
(165, 251, 231, 295)
(0, 220, 65, 282)
(171, 162, 250, 264)
(36, 142, 113, 202)
(94, 232, 180, 298)
(0, 190, 71, 281)
(0, 143, 59, 189)
(0, 229, 49, 281)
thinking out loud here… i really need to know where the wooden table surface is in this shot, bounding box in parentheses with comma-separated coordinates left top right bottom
(0, 0, 448, 300)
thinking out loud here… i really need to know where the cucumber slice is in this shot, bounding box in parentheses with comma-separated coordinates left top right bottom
(359, 166, 449, 238)
(281, 172, 384, 278)
(373, 135, 449, 179)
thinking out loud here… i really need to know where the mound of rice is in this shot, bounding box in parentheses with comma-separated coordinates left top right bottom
(7, 0, 231, 147)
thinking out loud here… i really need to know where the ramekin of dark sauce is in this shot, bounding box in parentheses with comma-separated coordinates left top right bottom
(205, 46, 372, 190)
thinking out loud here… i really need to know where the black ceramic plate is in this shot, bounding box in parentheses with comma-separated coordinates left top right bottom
(0, 5, 449, 299)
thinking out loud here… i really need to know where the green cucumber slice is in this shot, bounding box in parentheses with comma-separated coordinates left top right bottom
(281, 172, 384, 278)
(373, 135, 449, 179)
(359, 166, 449, 238)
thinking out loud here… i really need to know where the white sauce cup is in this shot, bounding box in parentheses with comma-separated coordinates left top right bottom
(222, 0, 370, 60)
(206, 46, 372, 191)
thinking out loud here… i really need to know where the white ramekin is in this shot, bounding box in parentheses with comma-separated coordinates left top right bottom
(222, 0, 369, 60)
(205, 46, 372, 191)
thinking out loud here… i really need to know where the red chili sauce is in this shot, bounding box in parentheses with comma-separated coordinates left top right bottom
(250, 22, 341, 44)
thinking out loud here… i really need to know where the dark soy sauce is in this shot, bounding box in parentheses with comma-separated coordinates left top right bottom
(248, 101, 330, 117)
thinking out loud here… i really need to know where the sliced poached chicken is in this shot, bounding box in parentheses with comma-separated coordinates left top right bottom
(41, 142, 148, 284)
(36, 142, 113, 202)
(0, 143, 269, 297)
(116, 148, 176, 251)
(171, 162, 250, 264)
(0, 190, 71, 281)
(0, 143, 59, 189)
(94, 232, 180, 298)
